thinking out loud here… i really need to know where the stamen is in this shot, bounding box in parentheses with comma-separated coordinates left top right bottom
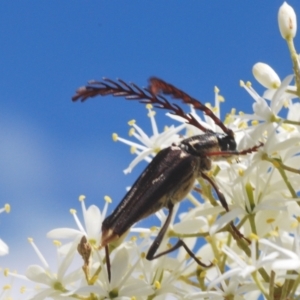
(104, 196, 112, 203)
(79, 195, 86, 202)
(53, 240, 61, 247)
(128, 120, 136, 126)
(112, 133, 118, 141)
(4, 204, 10, 213)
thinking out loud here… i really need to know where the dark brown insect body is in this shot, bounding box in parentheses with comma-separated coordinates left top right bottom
(101, 132, 236, 247)
(72, 77, 261, 280)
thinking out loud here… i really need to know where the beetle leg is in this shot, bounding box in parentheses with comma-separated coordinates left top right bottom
(146, 203, 212, 268)
(201, 172, 250, 244)
(201, 172, 229, 212)
(105, 245, 111, 282)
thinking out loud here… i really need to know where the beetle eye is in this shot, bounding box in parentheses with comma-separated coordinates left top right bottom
(228, 139, 237, 151)
(217, 134, 237, 151)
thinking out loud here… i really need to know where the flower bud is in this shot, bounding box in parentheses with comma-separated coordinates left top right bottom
(252, 62, 281, 89)
(278, 2, 297, 39)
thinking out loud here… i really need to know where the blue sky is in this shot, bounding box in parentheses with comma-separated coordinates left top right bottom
(0, 1, 299, 278)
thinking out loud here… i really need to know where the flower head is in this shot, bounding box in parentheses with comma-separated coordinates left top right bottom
(24, 238, 82, 299)
(47, 195, 107, 249)
(113, 104, 185, 174)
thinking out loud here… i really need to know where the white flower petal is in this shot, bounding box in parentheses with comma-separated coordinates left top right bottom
(0, 239, 9, 255)
(210, 207, 243, 235)
(272, 259, 300, 270)
(270, 74, 294, 114)
(25, 265, 53, 285)
(84, 204, 102, 238)
(260, 239, 299, 259)
(47, 228, 83, 239)
(111, 247, 130, 287)
(57, 238, 79, 279)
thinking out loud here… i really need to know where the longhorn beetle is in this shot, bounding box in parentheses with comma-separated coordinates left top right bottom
(72, 77, 262, 281)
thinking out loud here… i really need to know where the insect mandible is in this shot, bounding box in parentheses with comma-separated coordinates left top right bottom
(72, 77, 262, 281)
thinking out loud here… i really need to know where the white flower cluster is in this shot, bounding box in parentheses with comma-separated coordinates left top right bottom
(3, 2, 300, 299)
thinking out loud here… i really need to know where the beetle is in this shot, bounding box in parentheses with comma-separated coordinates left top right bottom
(72, 77, 262, 280)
